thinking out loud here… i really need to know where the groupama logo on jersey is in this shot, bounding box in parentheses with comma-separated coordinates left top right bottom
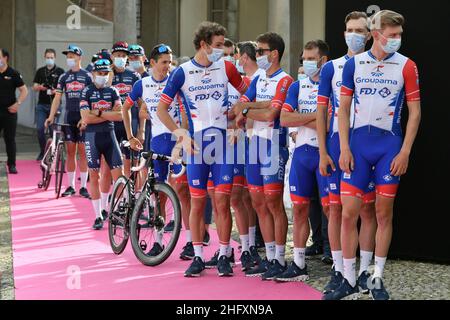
(92, 100, 112, 110)
(114, 83, 133, 95)
(66, 81, 85, 92)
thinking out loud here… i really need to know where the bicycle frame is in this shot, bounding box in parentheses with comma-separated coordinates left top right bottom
(40, 124, 65, 173)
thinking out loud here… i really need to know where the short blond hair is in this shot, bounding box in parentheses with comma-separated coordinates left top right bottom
(370, 10, 405, 31)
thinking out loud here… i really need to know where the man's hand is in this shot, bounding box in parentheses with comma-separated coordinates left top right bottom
(139, 107, 149, 120)
(289, 132, 298, 144)
(37, 85, 47, 91)
(339, 148, 354, 174)
(319, 154, 336, 177)
(77, 120, 87, 131)
(235, 112, 246, 128)
(129, 137, 143, 152)
(8, 103, 19, 114)
(44, 116, 55, 129)
(232, 102, 245, 117)
(181, 136, 199, 155)
(390, 150, 410, 177)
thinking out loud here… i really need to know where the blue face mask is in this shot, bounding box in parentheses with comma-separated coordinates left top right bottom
(95, 75, 109, 88)
(206, 47, 224, 63)
(303, 60, 320, 78)
(114, 57, 127, 69)
(380, 33, 402, 54)
(345, 33, 367, 53)
(67, 58, 76, 69)
(130, 60, 142, 71)
(256, 55, 272, 71)
(45, 58, 55, 67)
(298, 73, 308, 81)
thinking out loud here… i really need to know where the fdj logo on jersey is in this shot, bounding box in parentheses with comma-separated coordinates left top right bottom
(195, 91, 222, 101)
(360, 88, 377, 95)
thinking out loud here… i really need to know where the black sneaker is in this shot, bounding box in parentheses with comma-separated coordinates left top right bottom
(321, 254, 333, 265)
(164, 220, 175, 232)
(245, 258, 270, 277)
(101, 210, 108, 221)
(249, 246, 261, 265)
(62, 186, 76, 197)
(305, 244, 323, 257)
(370, 277, 390, 300)
(203, 230, 210, 246)
(357, 271, 371, 294)
(184, 257, 205, 277)
(322, 278, 360, 300)
(217, 255, 234, 277)
(180, 242, 195, 260)
(8, 165, 18, 174)
(240, 251, 255, 271)
(79, 187, 90, 199)
(275, 262, 309, 282)
(148, 242, 164, 257)
(323, 270, 344, 294)
(205, 250, 219, 269)
(261, 259, 287, 281)
(92, 218, 103, 230)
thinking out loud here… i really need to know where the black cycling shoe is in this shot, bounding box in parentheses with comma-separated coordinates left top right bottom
(62, 186, 76, 197)
(323, 270, 344, 294)
(205, 250, 220, 269)
(261, 259, 287, 281)
(245, 258, 270, 277)
(92, 218, 103, 230)
(275, 261, 309, 282)
(148, 242, 164, 257)
(79, 187, 90, 199)
(180, 242, 195, 260)
(203, 230, 210, 246)
(370, 278, 390, 300)
(164, 220, 175, 232)
(321, 254, 334, 265)
(305, 244, 323, 257)
(184, 257, 205, 277)
(101, 210, 108, 221)
(217, 255, 234, 277)
(249, 246, 261, 265)
(240, 251, 255, 271)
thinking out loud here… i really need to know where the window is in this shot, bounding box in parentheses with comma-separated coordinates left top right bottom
(208, 0, 239, 41)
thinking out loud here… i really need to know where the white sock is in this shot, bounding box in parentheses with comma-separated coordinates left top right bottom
(275, 245, 286, 266)
(240, 234, 250, 252)
(219, 244, 228, 258)
(193, 244, 203, 261)
(359, 250, 373, 276)
(343, 258, 357, 287)
(156, 230, 164, 245)
(226, 245, 233, 258)
(185, 230, 192, 243)
(67, 172, 76, 189)
(80, 171, 88, 189)
(373, 256, 387, 279)
(101, 193, 109, 213)
(92, 199, 101, 219)
(249, 226, 256, 247)
(294, 248, 306, 269)
(265, 242, 276, 261)
(332, 250, 344, 274)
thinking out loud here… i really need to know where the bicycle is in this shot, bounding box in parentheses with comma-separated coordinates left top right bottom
(37, 123, 72, 199)
(108, 142, 185, 266)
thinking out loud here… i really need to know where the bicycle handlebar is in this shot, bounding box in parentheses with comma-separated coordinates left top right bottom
(131, 151, 186, 179)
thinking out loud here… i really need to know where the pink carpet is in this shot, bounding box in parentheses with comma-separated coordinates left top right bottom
(7, 160, 321, 300)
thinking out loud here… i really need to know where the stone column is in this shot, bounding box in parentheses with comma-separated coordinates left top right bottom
(114, 0, 137, 44)
(0, 0, 14, 59)
(267, 0, 303, 76)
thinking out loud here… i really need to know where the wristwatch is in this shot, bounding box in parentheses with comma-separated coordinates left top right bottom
(242, 108, 249, 118)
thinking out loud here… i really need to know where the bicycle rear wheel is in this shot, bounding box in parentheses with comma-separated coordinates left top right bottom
(108, 176, 133, 255)
(130, 182, 182, 266)
(55, 143, 65, 199)
(42, 139, 53, 190)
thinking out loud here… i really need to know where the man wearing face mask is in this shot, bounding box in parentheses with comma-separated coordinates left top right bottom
(278, 40, 330, 282)
(324, 10, 421, 300)
(129, 45, 151, 78)
(33, 49, 65, 161)
(80, 59, 124, 230)
(317, 11, 377, 296)
(45, 45, 91, 199)
(233, 32, 294, 280)
(157, 21, 248, 278)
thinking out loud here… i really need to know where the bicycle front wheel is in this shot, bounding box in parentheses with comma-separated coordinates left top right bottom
(130, 182, 182, 266)
(108, 176, 133, 255)
(42, 139, 53, 190)
(55, 143, 65, 199)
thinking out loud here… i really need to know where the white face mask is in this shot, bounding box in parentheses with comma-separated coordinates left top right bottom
(380, 33, 402, 54)
(95, 75, 109, 88)
(303, 60, 321, 78)
(206, 47, 224, 63)
(130, 60, 143, 71)
(67, 58, 76, 69)
(45, 58, 55, 67)
(298, 73, 308, 81)
(236, 60, 245, 74)
(256, 55, 272, 71)
(114, 57, 127, 69)
(345, 33, 367, 53)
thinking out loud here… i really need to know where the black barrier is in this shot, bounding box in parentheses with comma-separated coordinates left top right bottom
(325, 0, 450, 263)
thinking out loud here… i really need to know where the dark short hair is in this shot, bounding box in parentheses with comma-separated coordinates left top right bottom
(256, 32, 285, 62)
(193, 21, 227, 50)
(224, 38, 235, 48)
(345, 11, 369, 31)
(149, 44, 173, 62)
(237, 41, 257, 62)
(303, 40, 330, 58)
(0, 48, 10, 61)
(45, 48, 56, 56)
